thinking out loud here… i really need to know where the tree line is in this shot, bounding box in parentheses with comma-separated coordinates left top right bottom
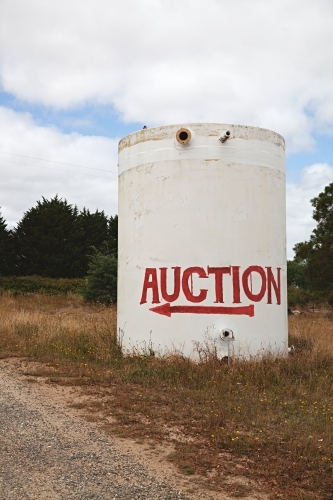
(0, 196, 118, 279)
(1, 182, 333, 308)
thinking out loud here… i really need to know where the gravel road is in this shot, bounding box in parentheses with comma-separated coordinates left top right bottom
(0, 359, 191, 500)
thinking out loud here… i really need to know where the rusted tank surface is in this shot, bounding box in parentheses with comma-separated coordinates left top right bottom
(117, 123, 288, 359)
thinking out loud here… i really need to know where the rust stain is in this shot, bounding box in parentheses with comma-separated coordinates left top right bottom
(119, 131, 170, 153)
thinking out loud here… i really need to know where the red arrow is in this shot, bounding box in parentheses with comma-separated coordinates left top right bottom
(149, 303, 254, 317)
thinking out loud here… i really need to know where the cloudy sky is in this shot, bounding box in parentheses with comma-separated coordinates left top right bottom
(0, 0, 332, 258)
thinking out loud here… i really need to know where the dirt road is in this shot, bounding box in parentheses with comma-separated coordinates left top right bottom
(0, 358, 195, 500)
(1, 358, 253, 500)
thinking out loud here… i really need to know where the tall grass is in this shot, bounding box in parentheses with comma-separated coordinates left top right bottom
(0, 293, 117, 362)
(1, 294, 333, 498)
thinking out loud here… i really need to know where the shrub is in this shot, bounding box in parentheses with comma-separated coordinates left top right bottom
(83, 251, 117, 305)
(0, 275, 84, 295)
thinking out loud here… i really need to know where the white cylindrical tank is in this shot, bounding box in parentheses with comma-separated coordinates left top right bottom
(117, 123, 288, 359)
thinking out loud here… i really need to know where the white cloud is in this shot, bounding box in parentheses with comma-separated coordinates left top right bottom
(286, 163, 333, 258)
(0, 107, 118, 226)
(1, 0, 333, 152)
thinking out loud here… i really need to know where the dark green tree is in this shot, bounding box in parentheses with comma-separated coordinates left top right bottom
(0, 209, 16, 275)
(83, 248, 117, 305)
(79, 208, 109, 275)
(107, 214, 118, 256)
(14, 196, 83, 278)
(287, 258, 310, 289)
(294, 182, 333, 292)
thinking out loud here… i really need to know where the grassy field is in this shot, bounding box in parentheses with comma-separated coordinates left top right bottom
(1, 293, 333, 499)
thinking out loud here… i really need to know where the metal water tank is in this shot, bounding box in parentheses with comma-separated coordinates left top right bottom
(117, 123, 288, 359)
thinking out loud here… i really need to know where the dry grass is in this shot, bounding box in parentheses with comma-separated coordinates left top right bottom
(1, 293, 333, 499)
(0, 293, 117, 363)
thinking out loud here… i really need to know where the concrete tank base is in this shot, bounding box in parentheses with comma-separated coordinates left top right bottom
(117, 123, 288, 360)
